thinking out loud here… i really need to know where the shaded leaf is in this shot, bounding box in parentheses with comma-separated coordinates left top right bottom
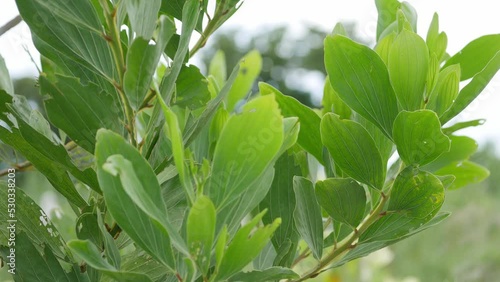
(125, 0, 161, 39)
(228, 267, 299, 282)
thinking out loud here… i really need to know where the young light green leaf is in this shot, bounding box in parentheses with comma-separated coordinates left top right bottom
(95, 129, 178, 270)
(427, 64, 461, 117)
(293, 176, 324, 260)
(375, 0, 401, 40)
(316, 178, 367, 229)
(425, 53, 440, 96)
(187, 196, 216, 276)
(388, 29, 429, 110)
(436, 161, 490, 190)
(442, 119, 485, 135)
(321, 113, 385, 190)
(393, 110, 451, 166)
(324, 35, 399, 138)
(440, 51, 500, 124)
(216, 211, 281, 281)
(444, 34, 500, 81)
(124, 0, 161, 39)
(322, 77, 352, 119)
(360, 167, 445, 243)
(228, 267, 299, 282)
(207, 95, 283, 208)
(259, 82, 323, 164)
(226, 50, 262, 112)
(209, 50, 227, 88)
(375, 32, 396, 65)
(426, 13, 448, 62)
(68, 240, 153, 282)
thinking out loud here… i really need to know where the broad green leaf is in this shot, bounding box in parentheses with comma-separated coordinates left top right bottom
(354, 114, 394, 164)
(321, 113, 385, 190)
(259, 82, 323, 164)
(159, 0, 205, 32)
(0, 182, 67, 259)
(0, 233, 86, 282)
(216, 211, 281, 281)
(316, 178, 366, 229)
(102, 250, 167, 282)
(124, 16, 175, 109)
(68, 240, 152, 282)
(293, 176, 323, 260)
(440, 51, 500, 124)
(423, 135, 478, 172)
(173, 65, 211, 109)
(95, 129, 177, 270)
(207, 95, 283, 208)
(253, 242, 277, 270)
(226, 50, 262, 112)
(360, 167, 444, 243)
(436, 161, 489, 190)
(442, 119, 485, 135)
(187, 196, 216, 275)
(393, 110, 451, 166)
(324, 35, 399, 138)
(426, 13, 448, 62)
(444, 34, 500, 81)
(259, 153, 301, 266)
(388, 29, 429, 110)
(228, 267, 299, 282)
(209, 50, 227, 88)
(40, 75, 123, 153)
(0, 54, 13, 94)
(427, 64, 461, 116)
(17, 0, 116, 80)
(76, 210, 103, 249)
(125, 0, 161, 39)
(322, 77, 352, 119)
(0, 91, 97, 205)
(332, 212, 450, 268)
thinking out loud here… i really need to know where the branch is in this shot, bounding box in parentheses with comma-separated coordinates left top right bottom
(0, 15, 22, 37)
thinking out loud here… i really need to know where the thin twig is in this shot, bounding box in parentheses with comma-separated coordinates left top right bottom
(0, 15, 22, 37)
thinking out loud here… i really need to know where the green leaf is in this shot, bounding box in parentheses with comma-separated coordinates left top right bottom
(125, 0, 161, 39)
(393, 110, 451, 166)
(293, 176, 323, 260)
(228, 267, 299, 282)
(68, 240, 153, 282)
(187, 196, 216, 276)
(316, 178, 366, 229)
(354, 114, 394, 164)
(324, 35, 399, 138)
(375, 32, 396, 65)
(0, 91, 98, 205)
(360, 167, 445, 243)
(95, 129, 178, 270)
(426, 13, 448, 62)
(17, 0, 116, 80)
(444, 34, 500, 81)
(321, 113, 385, 189)
(442, 119, 485, 135)
(1, 233, 86, 282)
(259, 82, 323, 164)
(332, 212, 450, 268)
(423, 135, 478, 172)
(96, 209, 121, 269)
(0, 181, 67, 259)
(226, 50, 262, 112)
(0, 54, 13, 94)
(259, 153, 300, 258)
(103, 250, 168, 282)
(427, 64, 461, 117)
(388, 29, 429, 110)
(207, 95, 283, 208)
(375, 0, 401, 40)
(40, 75, 123, 153)
(322, 77, 352, 119)
(173, 65, 211, 109)
(216, 211, 281, 281)
(440, 51, 500, 124)
(209, 50, 227, 88)
(436, 161, 490, 190)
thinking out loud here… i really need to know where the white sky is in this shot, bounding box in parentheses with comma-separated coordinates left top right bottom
(0, 0, 499, 146)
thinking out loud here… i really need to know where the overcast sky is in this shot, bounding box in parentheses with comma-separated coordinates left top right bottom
(1, 0, 499, 146)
